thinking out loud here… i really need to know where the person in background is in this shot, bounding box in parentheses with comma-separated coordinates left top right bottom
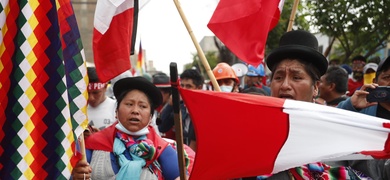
(328, 58, 340, 66)
(336, 55, 390, 179)
(87, 67, 116, 132)
(341, 64, 352, 76)
(244, 64, 271, 95)
(318, 66, 348, 106)
(72, 77, 189, 180)
(159, 69, 203, 149)
(212, 62, 240, 92)
(363, 62, 378, 85)
(347, 55, 366, 96)
(152, 72, 174, 138)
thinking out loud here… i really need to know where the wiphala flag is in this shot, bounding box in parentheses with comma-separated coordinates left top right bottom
(0, 0, 88, 179)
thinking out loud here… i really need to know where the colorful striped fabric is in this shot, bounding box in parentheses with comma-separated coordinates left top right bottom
(0, 0, 88, 179)
(136, 42, 144, 75)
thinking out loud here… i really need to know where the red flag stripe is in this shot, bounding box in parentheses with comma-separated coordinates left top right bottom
(93, 0, 135, 83)
(208, 0, 282, 66)
(180, 89, 288, 179)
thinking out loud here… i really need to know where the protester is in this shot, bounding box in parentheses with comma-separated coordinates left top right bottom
(336, 55, 390, 179)
(244, 64, 271, 95)
(341, 64, 352, 75)
(72, 77, 186, 180)
(86, 67, 116, 132)
(152, 72, 174, 138)
(328, 58, 340, 66)
(347, 55, 366, 96)
(212, 62, 240, 92)
(159, 69, 203, 149)
(363, 62, 378, 85)
(318, 66, 348, 106)
(260, 30, 364, 179)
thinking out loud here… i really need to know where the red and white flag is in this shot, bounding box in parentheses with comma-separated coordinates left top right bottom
(180, 89, 390, 179)
(208, 0, 284, 66)
(93, 0, 138, 82)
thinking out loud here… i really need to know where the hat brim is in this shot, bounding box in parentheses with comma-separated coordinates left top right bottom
(378, 56, 390, 73)
(114, 77, 162, 109)
(266, 45, 328, 76)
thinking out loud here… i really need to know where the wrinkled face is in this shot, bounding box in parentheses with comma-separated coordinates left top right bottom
(270, 59, 319, 102)
(376, 68, 390, 86)
(88, 88, 107, 107)
(117, 89, 151, 132)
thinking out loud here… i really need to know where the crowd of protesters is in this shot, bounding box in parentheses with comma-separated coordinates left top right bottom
(72, 29, 390, 179)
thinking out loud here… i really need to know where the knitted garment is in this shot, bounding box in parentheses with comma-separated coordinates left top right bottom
(258, 162, 370, 180)
(289, 162, 370, 180)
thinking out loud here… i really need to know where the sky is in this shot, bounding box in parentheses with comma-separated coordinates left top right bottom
(137, 0, 219, 74)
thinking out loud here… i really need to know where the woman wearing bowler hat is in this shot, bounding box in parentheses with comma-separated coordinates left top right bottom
(256, 30, 367, 179)
(71, 77, 191, 180)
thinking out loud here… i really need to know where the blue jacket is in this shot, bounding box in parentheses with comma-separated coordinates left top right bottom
(337, 98, 377, 116)
(158, 101, 192, 145)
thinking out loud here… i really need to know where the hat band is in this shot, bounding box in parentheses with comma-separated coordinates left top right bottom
(155, 83, 171, 87)
(88, 82, 107, 90)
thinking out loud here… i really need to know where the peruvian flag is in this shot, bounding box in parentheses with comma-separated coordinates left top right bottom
(208, 0, 284, 67)
(179, 89, 390, 179)
(93, 0, 138, 83)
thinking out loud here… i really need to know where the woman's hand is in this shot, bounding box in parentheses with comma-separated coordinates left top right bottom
(351, 83, 378, 109)
(72, 159, 92, 180)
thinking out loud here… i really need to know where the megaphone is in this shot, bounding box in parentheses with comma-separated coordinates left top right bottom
(231, 63, 248, 89)
(231, 63, 248, 77)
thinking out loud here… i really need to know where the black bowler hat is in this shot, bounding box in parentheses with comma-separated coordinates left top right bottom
(152, 72, 171, 88)
(114, 77, 162, 109)
(376, 56, 390, 77)
(266, 30, 328, 76)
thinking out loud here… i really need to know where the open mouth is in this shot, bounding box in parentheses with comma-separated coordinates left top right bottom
(279, 94, 294, 99)
(129, 118, 140, 122)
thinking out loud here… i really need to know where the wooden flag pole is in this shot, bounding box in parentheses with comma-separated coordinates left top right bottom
(172, 0, 221, 92)
(79, 133, 87, 161)
(287, 0, 300, 32)
(170, 63, 187, 180)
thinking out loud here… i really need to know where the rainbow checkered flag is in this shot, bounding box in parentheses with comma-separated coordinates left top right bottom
(0, 0, 88, 179)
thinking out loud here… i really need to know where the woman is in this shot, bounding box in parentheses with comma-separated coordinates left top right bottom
(72, 77, 186, 180)
(260, 30, 367, 179)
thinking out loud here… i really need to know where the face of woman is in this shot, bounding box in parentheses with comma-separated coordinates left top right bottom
(270, 59, 319, 102)
(117, 89, 152, 132)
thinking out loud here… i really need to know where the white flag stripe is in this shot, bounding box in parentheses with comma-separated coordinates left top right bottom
(273, 99, 390, 173)
(94, 0, 134, 34)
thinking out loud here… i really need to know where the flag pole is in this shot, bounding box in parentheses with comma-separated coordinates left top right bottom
(79, 133, 87, 161)
(287, 0, 300, 32)
(170, 62, 187, 180)
(172, 0, 221, 92)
